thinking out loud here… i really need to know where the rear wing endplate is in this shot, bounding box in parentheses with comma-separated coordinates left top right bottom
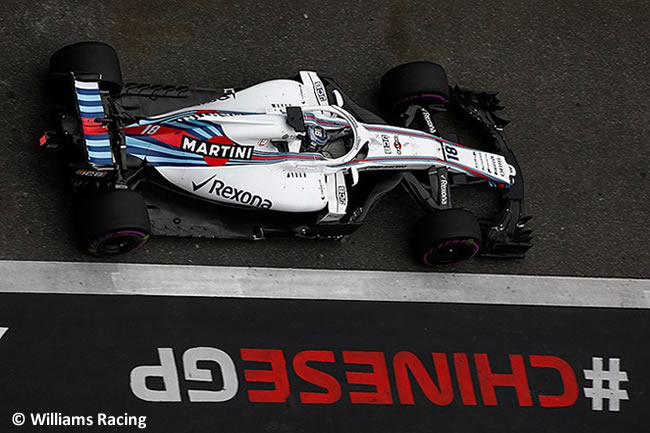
(73, 79, 115, 167)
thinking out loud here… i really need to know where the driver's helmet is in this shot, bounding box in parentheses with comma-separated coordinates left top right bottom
(307, 125, 328, 148)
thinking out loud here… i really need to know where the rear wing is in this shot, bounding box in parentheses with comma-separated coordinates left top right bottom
(73, 79, 115, 167)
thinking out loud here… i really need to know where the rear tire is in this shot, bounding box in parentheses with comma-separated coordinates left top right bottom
(50, 41, 123, 102)
(411, 209, 482, 266)
(76, 190, 151, 256)
(380, 61, 449, 109)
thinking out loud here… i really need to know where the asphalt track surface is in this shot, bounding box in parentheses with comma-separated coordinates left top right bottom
(0, 0, 648, 278)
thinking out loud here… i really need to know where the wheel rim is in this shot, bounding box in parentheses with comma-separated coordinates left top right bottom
(89, 230, 149, 255)
(423, 238, 480, 265)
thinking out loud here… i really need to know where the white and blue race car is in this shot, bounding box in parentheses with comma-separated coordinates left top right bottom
(43, 41, 532, 264)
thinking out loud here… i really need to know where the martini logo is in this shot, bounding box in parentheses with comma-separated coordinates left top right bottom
(182, 136, 254, 160)
(393, 135, 402, 155)
(192, 175, 273, 209)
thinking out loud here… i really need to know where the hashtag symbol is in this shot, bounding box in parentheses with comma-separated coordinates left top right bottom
(583, 357, 629, 411)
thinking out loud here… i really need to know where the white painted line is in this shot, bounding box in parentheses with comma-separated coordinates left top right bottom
(0, 260, 648, 308)
(0, 327, 7, 341)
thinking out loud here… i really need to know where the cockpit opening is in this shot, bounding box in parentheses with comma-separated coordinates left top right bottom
(300, 124, 353, 159)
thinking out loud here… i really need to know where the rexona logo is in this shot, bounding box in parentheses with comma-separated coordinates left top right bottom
(129, 346, 629, 412)
(192, 175, 273, 209)
(421, 108, 436, 134)
(182, 136, 254, 160)
(439, 174, 449, 205)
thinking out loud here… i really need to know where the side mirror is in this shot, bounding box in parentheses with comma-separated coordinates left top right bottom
(350, 167, 359, 186)
(332, 90, 344, 107)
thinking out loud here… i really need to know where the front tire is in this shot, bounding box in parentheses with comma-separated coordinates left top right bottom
(380, 61, 449, 109)
(411, 209, 482, 266)
(76, 190, 151, 256)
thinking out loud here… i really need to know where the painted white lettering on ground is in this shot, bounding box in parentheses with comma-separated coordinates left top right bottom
(130, 347, 239, 402)
(583, 357, 629, 412)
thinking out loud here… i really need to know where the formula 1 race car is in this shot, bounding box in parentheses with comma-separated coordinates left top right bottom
(42, 41, 532, 265)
